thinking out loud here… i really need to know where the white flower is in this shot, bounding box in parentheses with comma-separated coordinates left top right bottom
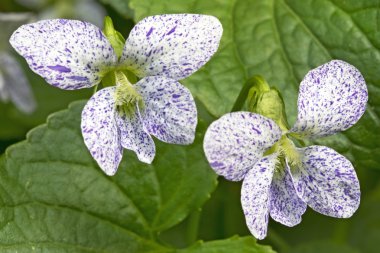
(10, 15, 223, 175)
(203, 60, 368, 239)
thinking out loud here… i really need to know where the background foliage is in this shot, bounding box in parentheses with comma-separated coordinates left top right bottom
(0, 0, 379, 252)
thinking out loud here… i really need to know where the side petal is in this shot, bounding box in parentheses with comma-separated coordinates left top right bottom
(10, 19, 117, 90)
(269, 163, 307, 227)
(81, 87, 122, 176)
(289, 145, 360, 218)
(290, 60, 368, 138)
(115, 106, 156, 164)
(135, 76, 197, 145)
(241, 154, 277, 240)
(203, 112, 282, 181)
(0, 52, 36, 113)
(121, 14, 222, 80)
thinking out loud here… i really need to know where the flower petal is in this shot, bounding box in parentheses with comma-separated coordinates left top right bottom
(135, 76, 197, 145)
(290, 60, 368, 138)
(121, 14, 222, 80)
(10, 19, 117, 90)
(269, 163, 307, 227)
(115, 106, 156, 164)
(0, 52, 36, 113)
(203, 112, 282, 181)
(289, 145, 360, 218)
(81, 87, 122, 176)
(241, 154, 277, 240)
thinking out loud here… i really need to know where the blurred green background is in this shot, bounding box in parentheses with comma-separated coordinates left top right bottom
(0, 0, 380, 252)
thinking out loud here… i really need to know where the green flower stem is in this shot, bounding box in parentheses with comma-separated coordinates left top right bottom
(231, 75, 269, 112)
(186, 209, 202, 245)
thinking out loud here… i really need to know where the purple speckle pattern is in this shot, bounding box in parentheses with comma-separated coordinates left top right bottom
(269, 164, 307, 227)
(241, 154, 277, 240)
(115, 105, 156, 164)
(290, 60, 368, 138)
(120, 14, 223, 80)
(81, 87, 122, 176)
(203, 112, 282, 181)
(289, 145, 360, 218)
(10, 19, 117, 90)
(0, 52, 36, 114)
(136, 76, 197, 144)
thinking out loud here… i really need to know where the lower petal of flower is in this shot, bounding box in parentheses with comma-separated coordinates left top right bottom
(136, 76, 197, 145)
(269, 162, 307, 227)
(241, 154, 278, 240)
(81, 87, 123, 176)
(289, 145, 360, 218)
(115, 105, 156, 164)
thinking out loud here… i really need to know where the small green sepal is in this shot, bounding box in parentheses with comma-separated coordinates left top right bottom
(103, 16, 125, 58)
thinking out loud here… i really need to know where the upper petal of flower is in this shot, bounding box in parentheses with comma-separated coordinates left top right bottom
(269, 162, 307, 227)
(0, 52, 36, 113)
(10, 19, 117, 90)
(115, 105, 156, 164)
(120, 14, 222, 80)
(290, 60, 368, 138)
(241, 154, 277, 240)
(81, 87, 123, 176)
(203, 112, 282, 181)
(289, 145, 360, 218)
(136, 76, 197, 145)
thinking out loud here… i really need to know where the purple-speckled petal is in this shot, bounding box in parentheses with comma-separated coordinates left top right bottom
(120, 14, 222, 80)
(289, 145, 360, 218)
(290, 60, 368, 138)
(81, 87, 122, 176)
(0, 52, 36, 114)
(115, 105, 156, 164)
(241, 154, 277, 240)
(135, 76, 197, 144)
(203, 112, 282, 181)
(10, 19, 117, 90)
(269, 163, 307, 227)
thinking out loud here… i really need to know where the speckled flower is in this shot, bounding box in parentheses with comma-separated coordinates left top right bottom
(203, 60, 368, 239)
(10, 14, 223, 175)
(0, 12, 36, 114)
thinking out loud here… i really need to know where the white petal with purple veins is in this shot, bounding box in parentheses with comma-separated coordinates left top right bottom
(115, 105, 156, 164)
(0, 52, 36, 113)
(290, 60, 368, 138)
(269, 163, 307, 227)
(10, 19, 117, 90)
(81, 87, 122, 176)
(241, 154, 277, 240)
(289, 145, 360, 218)
(136, 76, 197, 144)
(203, 112, 282, 181)
(121, 14, 222, 80)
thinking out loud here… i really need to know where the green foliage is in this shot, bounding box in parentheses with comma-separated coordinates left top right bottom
(129, 0, 380, 170)
(0, 101, 273, 252)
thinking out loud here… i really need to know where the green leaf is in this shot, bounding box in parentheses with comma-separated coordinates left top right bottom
(179, 236, 275, 253)
(0, 101, 218, 252)
(100, 0, 134, 19)
(129, 0, 380, 170)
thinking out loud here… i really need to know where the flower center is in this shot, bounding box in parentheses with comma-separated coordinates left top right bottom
(264, 135, 303, 174)
(114, 71, 142, 116)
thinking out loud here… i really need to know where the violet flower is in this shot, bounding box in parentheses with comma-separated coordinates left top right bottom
(10, 14, 222, 175)
(203, 60, 368, 239)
